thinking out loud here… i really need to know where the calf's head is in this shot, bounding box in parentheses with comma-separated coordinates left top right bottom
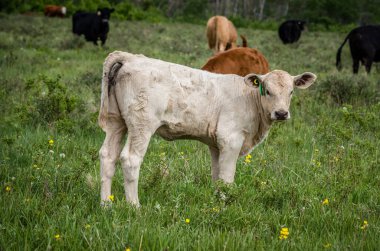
(244, 70, 316, 121)
(97, 7, 115, 23)
(298, 21, 307, 31)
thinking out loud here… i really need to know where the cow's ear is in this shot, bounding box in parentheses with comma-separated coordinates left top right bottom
(244, 73, 264, 89)
(293, 72, 316, 89)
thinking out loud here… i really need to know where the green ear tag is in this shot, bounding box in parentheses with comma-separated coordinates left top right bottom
(259, 82, 266, 96)
(253, 77, 266, 96)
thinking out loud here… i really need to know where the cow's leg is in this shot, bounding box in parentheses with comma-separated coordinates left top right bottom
(99, 120, 126, 205)
(218, 42, 225, 52)
(100, 35, 107, 46)
(120, 127, 154, 206)
(209, 146, 220, 181)
(353, 58, 360, 74)
(364, 59, 373, 73)
(217, 135, 244, 183)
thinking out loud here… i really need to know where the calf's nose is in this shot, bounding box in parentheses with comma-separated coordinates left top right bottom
(275, 110, 289, 120)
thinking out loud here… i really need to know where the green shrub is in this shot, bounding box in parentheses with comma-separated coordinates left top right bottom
(316, 74, 380, 105)
(21, 75, 84, 126)
(113, 2, 152, 21)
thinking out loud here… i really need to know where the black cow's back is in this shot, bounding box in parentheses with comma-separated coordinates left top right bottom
(72, 12, 98, 35)
(350, 26, 380, 61)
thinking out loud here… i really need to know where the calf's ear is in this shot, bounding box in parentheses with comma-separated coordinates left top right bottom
(293, 72, 316, 89)
(244, 73, 264, 89)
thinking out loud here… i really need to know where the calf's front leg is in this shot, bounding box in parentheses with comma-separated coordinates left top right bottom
(217, 134, 244, 183)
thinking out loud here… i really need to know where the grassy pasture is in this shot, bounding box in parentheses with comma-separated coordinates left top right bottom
(0, 14, 379, 250)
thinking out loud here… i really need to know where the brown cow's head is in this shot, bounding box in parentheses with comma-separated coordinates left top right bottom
(244, 70, 316, 121)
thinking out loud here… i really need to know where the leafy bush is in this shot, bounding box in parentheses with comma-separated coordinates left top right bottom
(11, 75, 91, 133)
(316, 74, 380, 105)
(26, 75, 80, 122)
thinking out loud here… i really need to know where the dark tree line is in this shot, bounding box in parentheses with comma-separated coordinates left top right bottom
(1, 0, 380, 26)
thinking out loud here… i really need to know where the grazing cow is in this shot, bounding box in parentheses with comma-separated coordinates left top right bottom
(207, 16, 238, 54)
(72, 8, 115, 46)
(278, 20, 306, 44)
(98, 51, 316, 206)
(201, 47, 270, 76)
(44, 5, 66, 17)
(336, 25, 380, 74)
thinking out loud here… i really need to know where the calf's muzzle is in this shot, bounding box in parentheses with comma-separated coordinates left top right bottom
(275, 110, 289, 120)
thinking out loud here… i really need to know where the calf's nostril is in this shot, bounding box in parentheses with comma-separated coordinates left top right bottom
(275, 111, 288, 119)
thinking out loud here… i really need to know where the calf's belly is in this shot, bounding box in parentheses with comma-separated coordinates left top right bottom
(155, 122, 217, 147)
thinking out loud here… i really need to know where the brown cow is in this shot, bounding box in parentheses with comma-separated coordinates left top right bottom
(201, 47, 270, 76)
(44, 5, 67, 17)
(206, 16, 238, 54)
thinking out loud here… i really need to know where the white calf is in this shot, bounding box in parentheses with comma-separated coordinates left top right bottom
(98, 51, 316, 206)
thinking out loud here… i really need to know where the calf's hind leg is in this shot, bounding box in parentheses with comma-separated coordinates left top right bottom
(99, 119, 126, 205)
(120, 127, 155, 206)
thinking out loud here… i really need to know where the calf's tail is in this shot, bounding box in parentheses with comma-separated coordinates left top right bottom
(98, 51, 125, 129)
(336, 33, 350, 71)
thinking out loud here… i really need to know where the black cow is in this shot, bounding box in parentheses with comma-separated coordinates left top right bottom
(72, 8, 115, 46)
(278, 20, 306, 44)
(336, 25, 380, 74)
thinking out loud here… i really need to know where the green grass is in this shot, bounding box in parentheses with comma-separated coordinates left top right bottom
(1, 14, 379, 250)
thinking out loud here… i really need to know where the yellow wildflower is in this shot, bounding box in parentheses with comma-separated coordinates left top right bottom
(360, 220, 368, 230)
(5, 186, 11, 192)
(245, 154, 252, 163)
(185, 218, 190, 224)
(108, 195, 115, 202)
(323, 243, 332, 248)
(322, 198, 329, 205)
(54, 234, 61, 240)
(212, 207, 220, 213)
(49, 139, 54, 146)
(125, 248, 131, 251)
(279, 227, 289, 240)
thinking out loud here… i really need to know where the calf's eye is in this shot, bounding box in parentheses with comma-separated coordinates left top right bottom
(266, 90, 270, 96)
